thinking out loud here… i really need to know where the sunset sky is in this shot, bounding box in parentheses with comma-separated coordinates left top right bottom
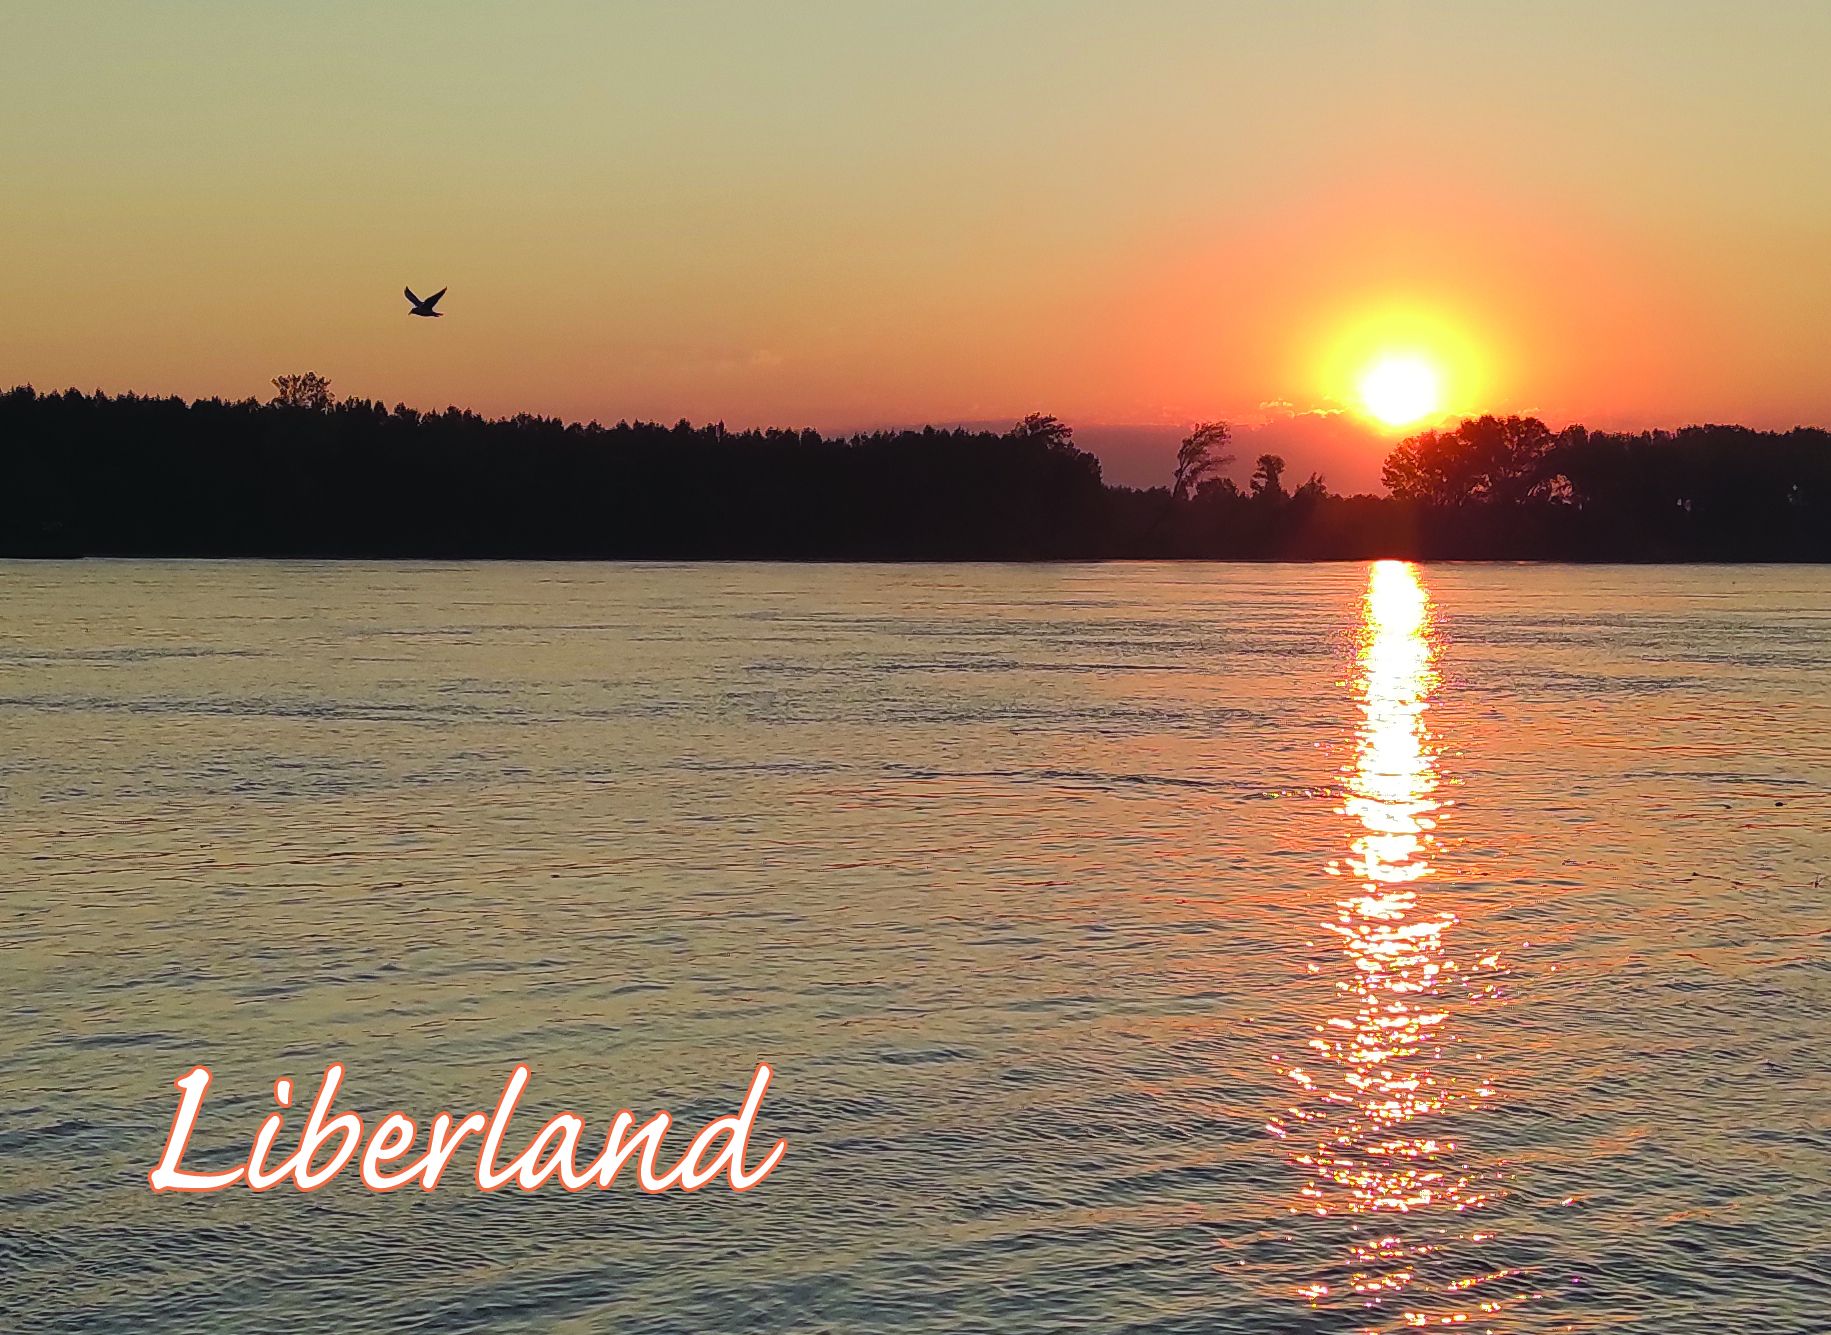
(4, 1, 1828, 489)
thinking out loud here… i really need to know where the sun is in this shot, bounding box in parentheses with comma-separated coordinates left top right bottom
(1358, 354, 1443, 428)
(1311, 301, 1495, 431)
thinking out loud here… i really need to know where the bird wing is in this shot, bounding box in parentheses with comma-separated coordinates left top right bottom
(404, 286, 422, 306)
(423, 287, 446, 309)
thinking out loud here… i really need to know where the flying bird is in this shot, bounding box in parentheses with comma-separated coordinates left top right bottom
(404, 285, 447, 318)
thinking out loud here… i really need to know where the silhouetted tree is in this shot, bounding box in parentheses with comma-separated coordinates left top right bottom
(1172, 422, 1232, 501)
(1008, 412, 1075, 450)
(1249, 453, 1287, 500)
(271, 372, 335, 411)
(1382, 415, 1558, 505)
(1, 388, 1826, 560)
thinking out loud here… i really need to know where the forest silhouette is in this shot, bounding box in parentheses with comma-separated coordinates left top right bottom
(4, 381, 1828, 561)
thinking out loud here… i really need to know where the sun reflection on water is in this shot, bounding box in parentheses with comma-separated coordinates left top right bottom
(1270, 560, 1519, 1330)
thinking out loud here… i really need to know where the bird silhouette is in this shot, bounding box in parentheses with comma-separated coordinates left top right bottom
(404, 286, 447, 318)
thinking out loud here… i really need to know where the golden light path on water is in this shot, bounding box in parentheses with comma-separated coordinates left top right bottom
(1270, 560, 1519, 1330)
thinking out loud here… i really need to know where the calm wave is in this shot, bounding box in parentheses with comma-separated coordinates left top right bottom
(3, 560, 1827, 1332)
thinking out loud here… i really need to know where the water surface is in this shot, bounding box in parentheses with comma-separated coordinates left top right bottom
(3, 561, 1827, 1332)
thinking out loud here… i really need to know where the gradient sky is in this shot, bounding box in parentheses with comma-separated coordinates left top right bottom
(4, 1, 1828, 489)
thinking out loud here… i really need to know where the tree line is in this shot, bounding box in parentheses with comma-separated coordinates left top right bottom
(3, 380, 1827, 560)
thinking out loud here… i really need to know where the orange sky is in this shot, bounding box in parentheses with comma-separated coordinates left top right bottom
(3, 2, 1828, 489)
